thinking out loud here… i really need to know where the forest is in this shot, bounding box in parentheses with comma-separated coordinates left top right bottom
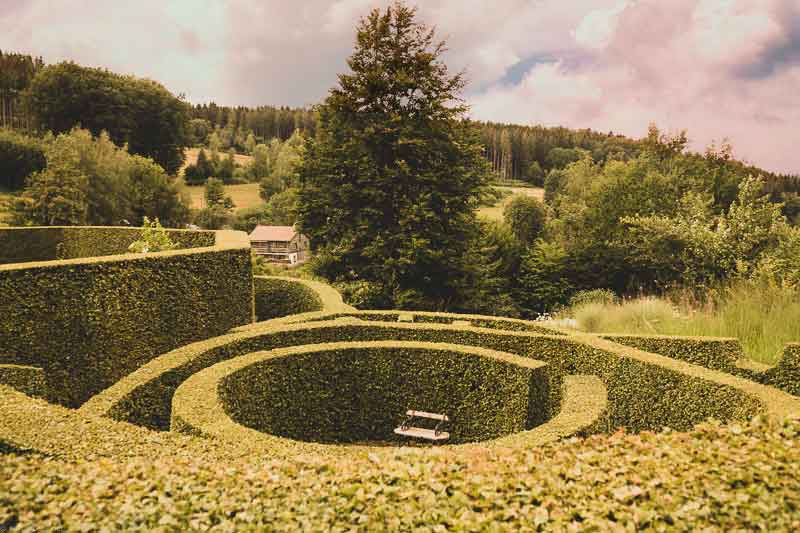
(2, 48, 800, 323)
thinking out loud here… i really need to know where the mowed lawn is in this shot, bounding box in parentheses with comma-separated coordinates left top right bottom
(478, 186, 545, 221)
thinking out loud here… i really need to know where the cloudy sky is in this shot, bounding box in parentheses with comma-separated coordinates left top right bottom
(2, 0, 799, 173)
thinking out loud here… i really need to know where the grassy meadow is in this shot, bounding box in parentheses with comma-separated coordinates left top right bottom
(179, 148, 262, 212)
(181, 182, 262, 211)
(478, 185, 544, 221)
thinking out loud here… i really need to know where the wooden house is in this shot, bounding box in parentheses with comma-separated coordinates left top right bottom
(248, 225, 309, 265)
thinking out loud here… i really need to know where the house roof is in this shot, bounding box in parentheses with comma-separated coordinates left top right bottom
(249, 225, 297, 242)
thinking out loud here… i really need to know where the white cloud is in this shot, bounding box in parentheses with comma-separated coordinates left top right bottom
(0, 0, 798, 172)
(573, 1, 630, 50)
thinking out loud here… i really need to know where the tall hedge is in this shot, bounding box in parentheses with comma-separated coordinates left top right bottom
(0, 129, 46, 190)
(0, 228, 252, 406)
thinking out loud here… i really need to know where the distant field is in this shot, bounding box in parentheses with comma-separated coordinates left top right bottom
(180, 148, 262, 212)
(182, 182, 263, 212)
(182, 147, 254, 171)
(478, 186, 545, 221)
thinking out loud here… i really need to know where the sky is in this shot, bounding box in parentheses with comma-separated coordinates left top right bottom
(1, 0, 799, 174)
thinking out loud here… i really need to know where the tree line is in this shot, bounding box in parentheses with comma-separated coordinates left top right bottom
(0, 50, 44, 130)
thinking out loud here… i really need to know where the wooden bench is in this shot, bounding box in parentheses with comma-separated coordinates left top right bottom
(394, 409, 450, 441)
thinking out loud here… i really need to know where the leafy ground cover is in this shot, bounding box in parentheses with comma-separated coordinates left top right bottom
(2, 416, 798, 530)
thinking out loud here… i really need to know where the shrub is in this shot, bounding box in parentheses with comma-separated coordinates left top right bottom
(127, 217, 177, 253)
(0, 129, 46, 190)
(503, 195, 547, 245)
(568, 288, 618, 308)
(516, 240, 574, 315)
(336, 280, 393, 309)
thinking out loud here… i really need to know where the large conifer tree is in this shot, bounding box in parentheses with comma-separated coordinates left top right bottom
(298, 1, 488, 309)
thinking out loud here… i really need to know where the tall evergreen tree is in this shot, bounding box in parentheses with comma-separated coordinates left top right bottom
(298, 1, 489, 309)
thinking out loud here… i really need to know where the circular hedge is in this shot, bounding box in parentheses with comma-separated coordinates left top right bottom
(172, 341, 552, 446)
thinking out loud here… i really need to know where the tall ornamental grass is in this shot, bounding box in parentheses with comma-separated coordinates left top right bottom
(566, 282, 800, 364)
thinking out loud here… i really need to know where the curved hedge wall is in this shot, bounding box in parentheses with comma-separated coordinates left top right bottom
(0, 227, 253, 406)
(80, 315, 797, 437)
(298, 310, 564, 335)
(253, 276, 323, 320)
(253, 276, 355, 321)
(175, 341, 552, 445)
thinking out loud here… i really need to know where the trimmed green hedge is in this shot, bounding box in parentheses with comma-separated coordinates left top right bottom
(174, 342, 553, 446)
(0, 228, 253, 406)
(602, 334, 800, 397)
(81, 317, 795, 436)
(0, 226, 215, 265)
(298, 310, 564, 334)
(764, 343, 800, 396)
(601, 334, 743, 372)
(0, 364, 47, 398)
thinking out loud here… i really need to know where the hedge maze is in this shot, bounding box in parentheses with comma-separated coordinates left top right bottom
(2, 227, 800, 529)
